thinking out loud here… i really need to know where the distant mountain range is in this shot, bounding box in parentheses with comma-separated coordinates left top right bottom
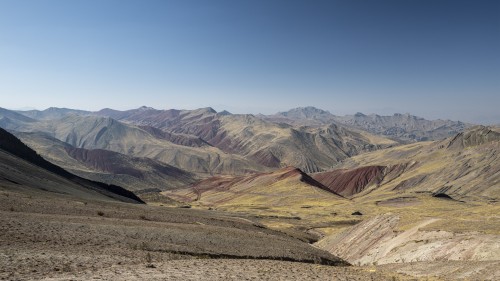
(14, 106, 472, 143)
(264, 106, 471, 142)
(3, 106, 398, 175)
(0, 105, 484, 196)
(18, 107, 91, 120)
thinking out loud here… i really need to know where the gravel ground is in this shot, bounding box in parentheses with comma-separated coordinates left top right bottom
(37, 260, 410, 281)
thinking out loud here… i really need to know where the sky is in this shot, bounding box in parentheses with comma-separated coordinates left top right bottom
(0, 0, 499, 124)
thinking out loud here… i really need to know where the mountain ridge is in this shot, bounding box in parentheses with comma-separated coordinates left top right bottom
(0, 127, 143, 203)
(263, 106, 472, 142)
(14, 130, 198, 193)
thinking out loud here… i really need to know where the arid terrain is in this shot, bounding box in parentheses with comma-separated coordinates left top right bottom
(2, 0, 498, 279)
(1, 106, 499, 280)
(1, 189, 415, 281)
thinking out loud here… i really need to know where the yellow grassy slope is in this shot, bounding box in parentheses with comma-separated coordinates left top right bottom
(163, 167, 360, 232)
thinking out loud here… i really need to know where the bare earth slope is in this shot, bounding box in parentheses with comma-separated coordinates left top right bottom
(312, 166, 386, 197)
(0, 128, 142, 204)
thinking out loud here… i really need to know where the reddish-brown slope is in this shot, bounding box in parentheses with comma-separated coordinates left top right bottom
(65, 147, 142, 178)
(313, 166, 386, 197)
(183, 166, 342, 201)
(277, 167, 338, 194)
(64, 146, 194, 182)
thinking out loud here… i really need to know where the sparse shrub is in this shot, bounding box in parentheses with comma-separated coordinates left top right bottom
(9, 206, 14, 212)
(145, 252, 157, 268)
(139, 241, 152, 251)
(97, 211, 104, 216)
(62, 263, 72, 272)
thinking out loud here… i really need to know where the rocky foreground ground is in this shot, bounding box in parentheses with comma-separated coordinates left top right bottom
(1, 188, 498, 281)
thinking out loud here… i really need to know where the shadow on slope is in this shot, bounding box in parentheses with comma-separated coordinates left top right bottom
(0, 128, 143, 203)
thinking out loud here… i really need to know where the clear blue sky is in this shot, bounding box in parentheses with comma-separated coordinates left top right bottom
(0, 0, 499, 123)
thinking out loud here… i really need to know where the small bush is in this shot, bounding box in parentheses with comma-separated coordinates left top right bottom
(97, 211, 104, 216)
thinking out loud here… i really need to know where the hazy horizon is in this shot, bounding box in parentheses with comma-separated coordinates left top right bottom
(5, 104, 498, 125)
(1, 0, 499, 124)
